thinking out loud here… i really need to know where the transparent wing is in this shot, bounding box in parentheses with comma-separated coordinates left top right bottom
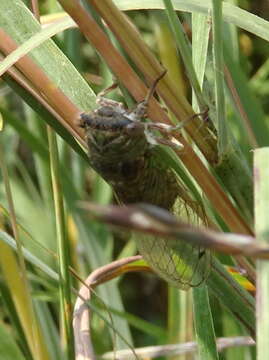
(135, 198, 211, 290)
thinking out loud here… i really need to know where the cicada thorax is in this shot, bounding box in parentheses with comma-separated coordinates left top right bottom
(82, 107, 180, 208)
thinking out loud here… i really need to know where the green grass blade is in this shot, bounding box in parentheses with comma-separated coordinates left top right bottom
(0, 281, 32, 360)
(24, 107, 53, 208)
(0, 321, 26, 360)
(254, 148, 269, 360)
(167, 288, 192, 360)
(193, 285, 219, 360)
(47, 128, 74, 358)
(0, 138, 50, 360)
(192, 11, 210, 109)
(34, 303, 62, 360)
(0, 229, 135, 354)
(162, 0, 206, 110)
(211, 0, 229, 156)
(152, 11, 187, 99)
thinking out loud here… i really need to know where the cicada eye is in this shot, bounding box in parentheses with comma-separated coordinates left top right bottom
(97, 106, 115, 117)
(125, 122, 145, 135)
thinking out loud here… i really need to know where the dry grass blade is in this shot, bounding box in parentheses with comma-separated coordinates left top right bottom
(79, 202, 265, 259)
(101, 336, 255, 359)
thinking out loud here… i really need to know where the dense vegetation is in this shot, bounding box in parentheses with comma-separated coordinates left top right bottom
(0, 1, 269, 359)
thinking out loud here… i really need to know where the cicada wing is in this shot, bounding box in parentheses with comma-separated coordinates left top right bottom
(135, 233, 210, 290)
(135, 198, 211, 290)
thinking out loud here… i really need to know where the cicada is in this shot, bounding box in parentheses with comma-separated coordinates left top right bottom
(80, 72, 210, 289)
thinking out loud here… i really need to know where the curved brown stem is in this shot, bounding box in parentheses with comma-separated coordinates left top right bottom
(73, 256, 142, 360)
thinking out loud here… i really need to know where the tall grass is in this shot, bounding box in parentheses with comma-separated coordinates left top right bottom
(0, 0, 268, 359)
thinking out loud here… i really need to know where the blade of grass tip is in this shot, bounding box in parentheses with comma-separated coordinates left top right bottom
(0, 131, 50, 360)
(193, 285, 219, 360)
(192, 11, 211, 110)
(211, 0, 230, 157)
(47, 127, 74, 359)
(254, 147, 269, 359)
(162, 0, 207, 111)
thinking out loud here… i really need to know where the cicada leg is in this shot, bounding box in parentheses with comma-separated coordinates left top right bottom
(143, 107, 209, 150)
(96, 81, 126, 114)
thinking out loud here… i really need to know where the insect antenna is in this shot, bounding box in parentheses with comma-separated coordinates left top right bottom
(97, 81, 118, 100)
(144, 69, 167, 106)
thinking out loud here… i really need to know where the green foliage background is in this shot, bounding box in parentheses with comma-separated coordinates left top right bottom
(0, 1, 269, 359)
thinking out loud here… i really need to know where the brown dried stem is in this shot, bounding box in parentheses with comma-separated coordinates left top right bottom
(102, 336, 255, 359)
(79, 203, 265, 260)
